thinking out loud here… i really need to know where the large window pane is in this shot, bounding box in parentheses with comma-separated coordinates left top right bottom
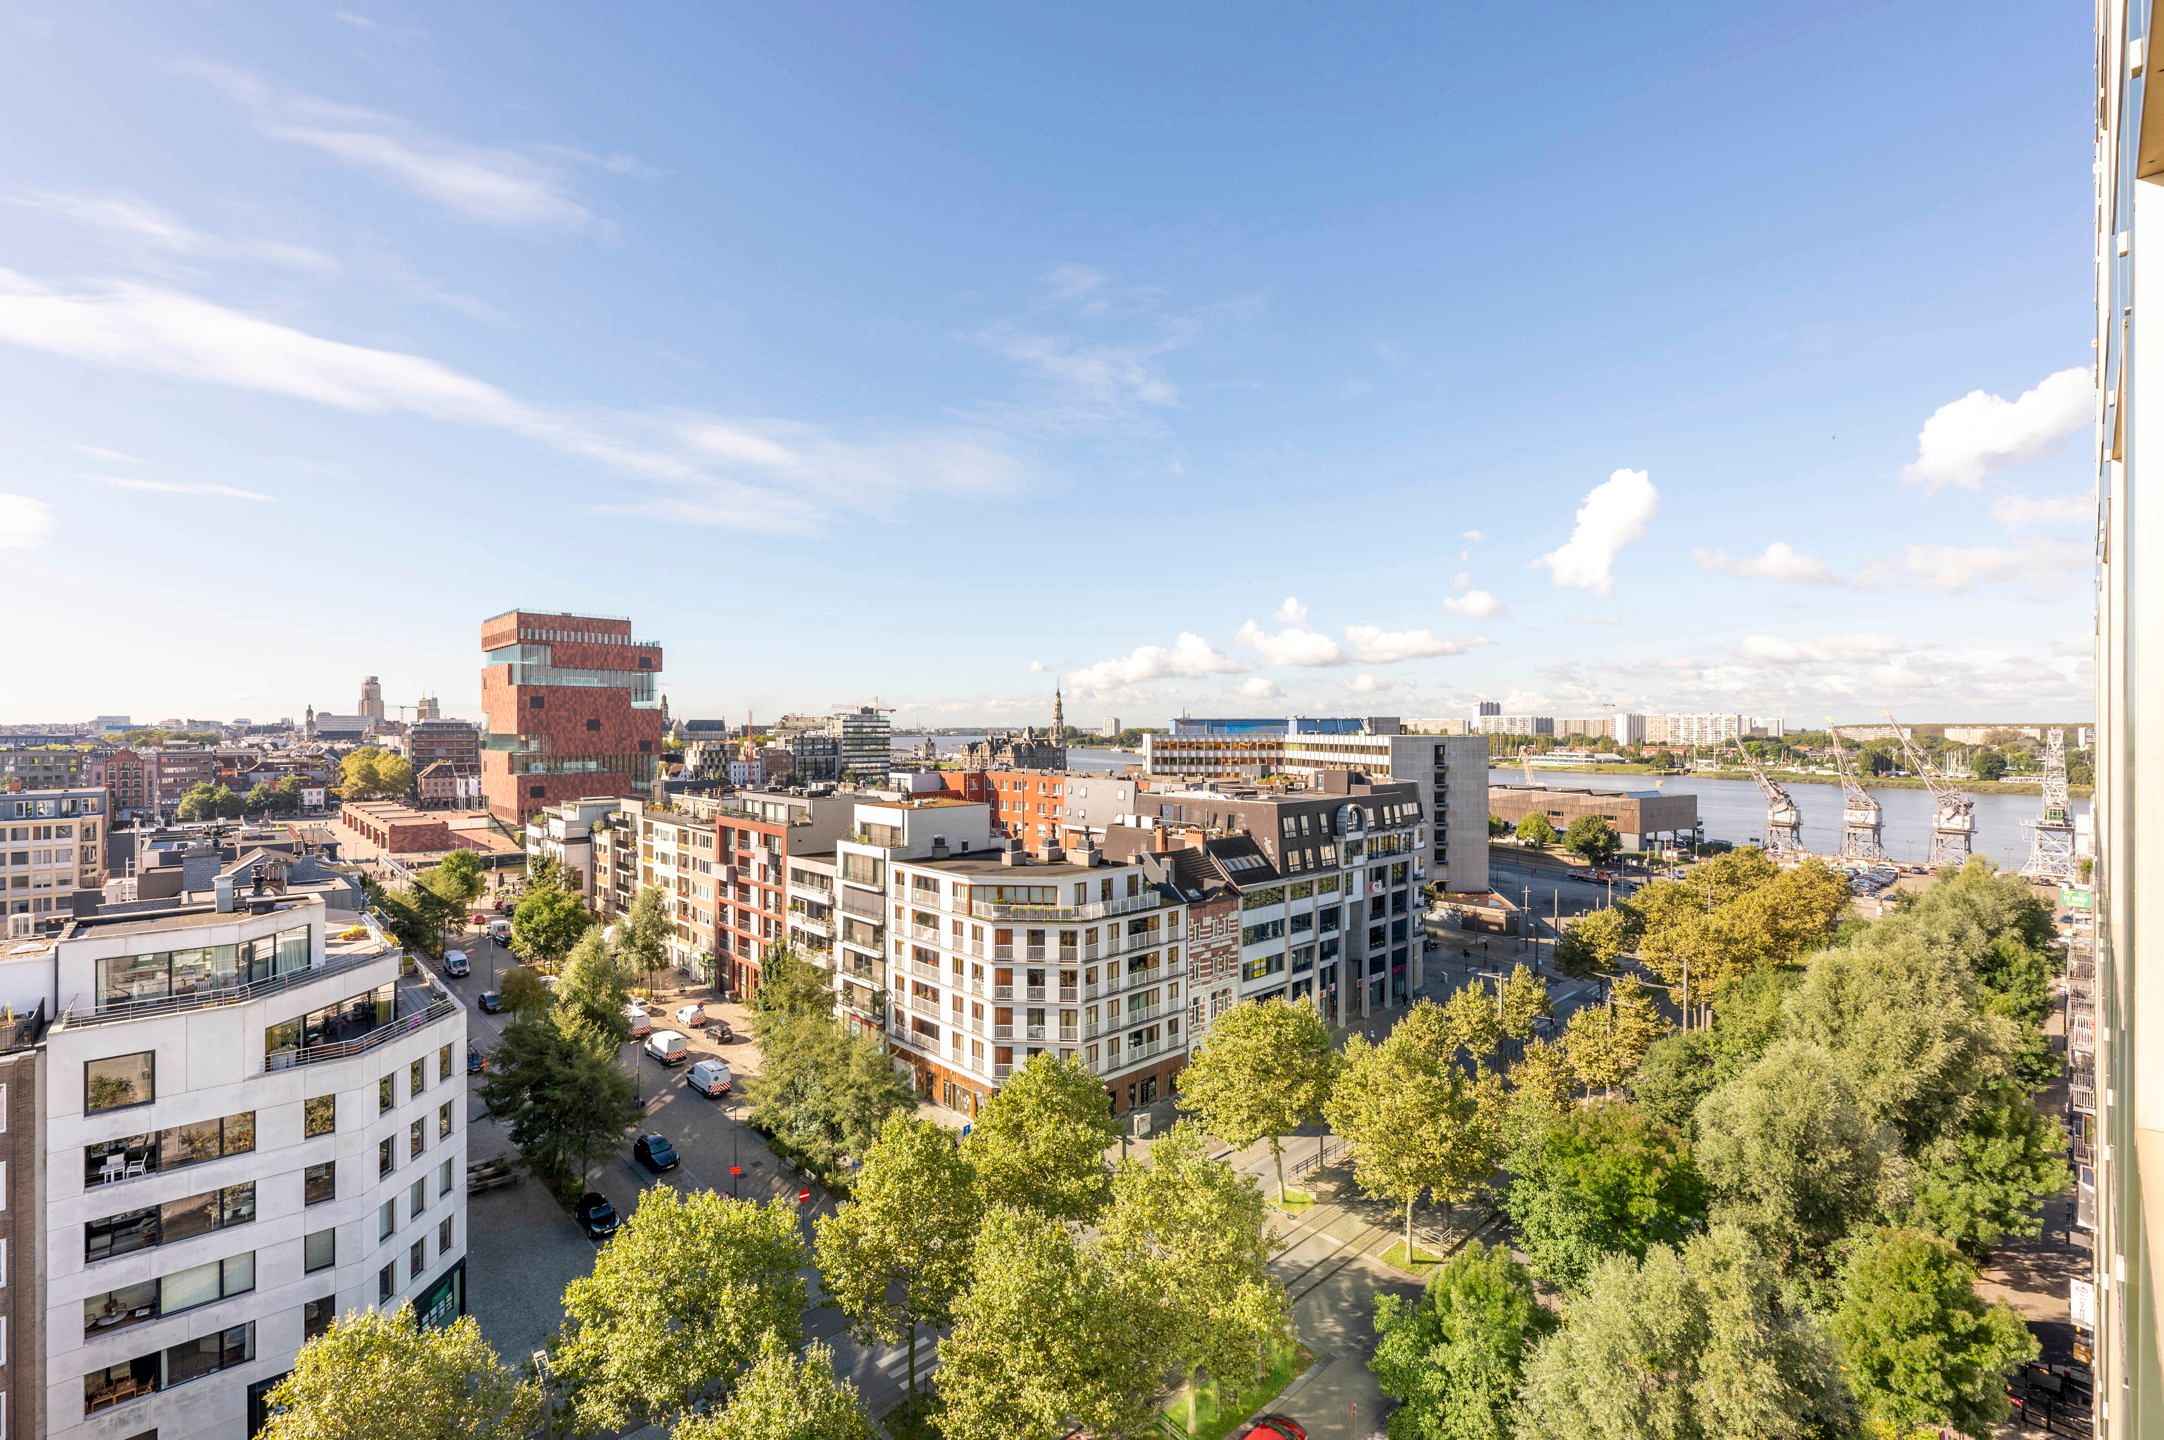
(160, 1119, 223, 1170)
(83, 1279, 158, 1335)
(97, 952, 170, 1010)
(86, 1205, 158, 1262)
(159, 1259, 222, 1314)
(168, 947, 217, 998)
(304, 1228, 335, 1273)
(159, 1191, 218, 1245)
(277, 928, 310, 976)
(86, 1052, 155, 1113)
(305, 1161, 335, 1205)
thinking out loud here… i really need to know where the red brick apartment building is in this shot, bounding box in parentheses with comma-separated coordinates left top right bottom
(480, 610, 663, 825)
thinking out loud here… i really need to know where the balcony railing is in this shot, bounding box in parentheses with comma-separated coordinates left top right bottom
(263, 995, 459, 1073)
(64, 936, 395, 1030)
(969, 892, 1161, 923)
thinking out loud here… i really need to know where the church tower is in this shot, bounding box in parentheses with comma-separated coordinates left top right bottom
(1052, 687, 1065, 746)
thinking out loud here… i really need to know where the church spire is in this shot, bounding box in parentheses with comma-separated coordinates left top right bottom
(1052, 687, 1065, 745)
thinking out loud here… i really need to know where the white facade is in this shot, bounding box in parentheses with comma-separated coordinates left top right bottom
(521, 797, 621, 899)
(36, 898, 466, 1439)
(2, 789, 107, 924)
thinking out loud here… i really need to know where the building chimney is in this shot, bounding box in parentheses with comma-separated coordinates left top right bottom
(1000, 836, 1027, 867)
(213, 874, 237, 912)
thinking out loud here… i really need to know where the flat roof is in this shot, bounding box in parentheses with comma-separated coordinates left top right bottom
(62, 895, 319, 940)
(900, 848, 1128, 879)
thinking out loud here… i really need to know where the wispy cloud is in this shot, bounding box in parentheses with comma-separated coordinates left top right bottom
(1729, 633, 1903, 665)
(1534, 468, 1659, 594)
(1064, 633, 1244, 696)
(0, 494, 54, 549)
(1902, 366, 2088, 492)
(1894, 540, 2090, 592)
(1444, 588, 1505, 619)
(178, 60, 612, 230)
(333, 11, 424, 43)
(101, 476, 275, 503)
(1690, 540, 1835, 583)
(4, 188, 338, 273)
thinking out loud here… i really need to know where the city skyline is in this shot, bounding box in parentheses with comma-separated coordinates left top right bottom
(0, 4, 2096, 723)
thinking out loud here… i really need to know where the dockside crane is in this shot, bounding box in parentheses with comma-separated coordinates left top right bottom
(1885, 712, 1974, 867)
(1826, 721, 1886, 862)
(1730, 741, 1803, 855)
(2021, 728, 2079, 882)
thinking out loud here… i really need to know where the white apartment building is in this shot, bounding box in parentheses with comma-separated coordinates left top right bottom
(3, 789, 107, 926)
(521, 796, 622, 899)
(0, 887, 466, 1439)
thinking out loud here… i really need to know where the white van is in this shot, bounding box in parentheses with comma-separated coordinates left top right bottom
(488, 919, 512, 944)
(624, 1004, 653, 1038)
(645, 1030, 689, 1065)
(687, 1058, 732, 1097)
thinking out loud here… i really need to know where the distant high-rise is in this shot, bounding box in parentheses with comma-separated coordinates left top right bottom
(358, 676, 385, 724)
(1477, 700, 1501, 717)
(480, 611, 663, 825)
(832, 706, 893, 779)
(416, 694, 441, 722)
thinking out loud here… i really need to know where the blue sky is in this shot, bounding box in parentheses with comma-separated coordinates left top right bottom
(0, 2, 2096, 728)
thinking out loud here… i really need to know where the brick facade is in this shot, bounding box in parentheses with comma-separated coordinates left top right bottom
(479, 611, 664, 825)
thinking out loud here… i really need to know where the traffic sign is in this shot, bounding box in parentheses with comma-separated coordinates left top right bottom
(729, 1165, 743, 1177)
(797, 1188, 812, 1204)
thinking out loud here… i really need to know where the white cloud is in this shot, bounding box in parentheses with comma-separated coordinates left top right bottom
(1274, 596, 1308, 625)
(75, 444, 140, 463)
(1989, 491, 2093, 529)
(179, 61, 604, 230)
(1534, 468, 1659, 594)
(333, 11, 423, 41)
(1043, 263, 1107, 302)
(0, 494, 54, 549)
(0, 267, 1021, 534)
(1237, 676, 1282, 701)
(1451, 571, 1471, 591)
(1236, 618, 1344, 667)
(1732, 633, 1903, 665)
(4, 188, 338, 273)
(102, 477, 275, 503)
(1443, 589, 1504, 620)
(1690, 540, 1835, 583)
(1462, 529, 1484, 542)
(1027, 660, 1046, 674)
(1902, 366, 2089, 491)
(1345, 626, 1483, 662)
(1344, 674, 1382, 695)
(1065, 633, 1244, 695)
(1899, 540, 2089, 592)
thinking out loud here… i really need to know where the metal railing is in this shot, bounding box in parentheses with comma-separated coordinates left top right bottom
(970, 892, 1161, 923)
(262, 995, 459, 1072)
(64, 943, 392, 1030)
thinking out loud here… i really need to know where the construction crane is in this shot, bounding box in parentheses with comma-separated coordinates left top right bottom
(1825, 721, 1886, 862)
(1729, 742, 1802, 855)
(2022, 728, 2079, 882)
(1885, 713, 1974, 867)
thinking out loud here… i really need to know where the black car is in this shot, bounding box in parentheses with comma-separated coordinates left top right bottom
(574, 1191, 619, 1240)
(478, 991, 502, 1014)
(632, 1134, 679, 1173)
(466, 1043, 486, 1074)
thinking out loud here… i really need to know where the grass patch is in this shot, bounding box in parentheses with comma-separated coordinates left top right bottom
(1159, 1342, 1315, 1440)
(1266, 1188, 1317, 1215)
(1378, 1238, 1447, 1274)
(882, 1391, 939, 1440)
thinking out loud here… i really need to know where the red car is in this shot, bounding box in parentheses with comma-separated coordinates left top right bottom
(1234, 1419, 1307, 1440)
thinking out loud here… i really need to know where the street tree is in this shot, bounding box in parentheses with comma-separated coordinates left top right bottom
(1506, 1037, 1576, 1128)
(1487, 813, 1510, 838)
(1325, 1002, 1491, 1262)
(273, 773, 305, 811)
(1440, 982, 1503, 1074)
(1553, 905, 1639, 981)
(1369, 1240, 1552, 1440)
(751, 1013, 915, 1180)
(1515, 1226, 1856, 1440)
(1497, 964, 1552, 1043)
(555, 926, 637, 1051)
(1561, 984, 1661, 1098)
(1514, 813, 1558, 848)
(258, 1305, 542, 1440)
(510, 884, 594, 969)
(555, 1190, 808, 1433)
(672, 1335, 873, 1440)
(497, 965, 553, 1017)
(1102, 1122, 1288, 1432)
(246, 781, 276, 813)
(618, 884, 672, 996)
(1501, 1100, 1707, 1291)
(1563, 814, 1621, 864)
(177, 782, 245, 821)
(479, 1012, 639, 1191)
(1829, 1227, 2036, 1439)
(815, 1114, 980, 1398)
(1176, 996, 1339, 1203)
(1899, 1086, 2069, 1259)
(750, 942, 835, 1035)
(962, 1051, 1121, 1221)
(338, 747, 414, 800)
(936, 1206, 1169, 1440)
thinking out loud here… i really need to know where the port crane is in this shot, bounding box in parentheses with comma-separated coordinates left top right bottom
(1885, 713, 1974, 867)
(1729, 742, 1802, 855)
(1825, 721, 1886, 862)
(2021, 728, 2079, 883)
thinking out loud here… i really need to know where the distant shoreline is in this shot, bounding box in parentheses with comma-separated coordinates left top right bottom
(1499, 763, 2095, 799)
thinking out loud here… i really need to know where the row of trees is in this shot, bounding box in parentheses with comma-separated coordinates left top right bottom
(266, 1050, 1287, 1440)
(1365, 856, 2063, 1439)
(1487, 810, 1622, 862)
(175, 773, 309, 820)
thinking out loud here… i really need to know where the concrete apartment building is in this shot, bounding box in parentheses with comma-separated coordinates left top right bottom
(2091, 7, 2159, 1430)
(150, 753, 219, 817)
(479, 611, 664, 826)
(521, 798, 623, 898)
(832, 708, 893, 780)
(0, 868, 466, 1440)
(605, 797, 722, 981)
(2, 749, 94, 790)
(711, 792, 854, 998)
(356, 678, 384, 727)
(3, 789, 108, 928)
(406, 721, 480, 775)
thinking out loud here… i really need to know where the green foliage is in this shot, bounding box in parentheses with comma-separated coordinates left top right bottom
(510, 884, 594, 967)
(1487, 813, 1510, 839)
(962, 1052, 1121, 1222)
(1440, 983, 1504, 1075)
(245, 781, 276, 813)
(556, 1190, 808, 1433)
(176, 782, 245, 821)
(1497, 964, 1552, 1042)
(1828, 1227, 2036, 1438)
(1562, 814, 1621, 863)
(618, 885, 672, 990)
(1897, 1088, 2069, 1259)
(1561, 981, 1663, 1096)
(750, 1012, 915, 1183)
(1325, 1001, 1492, 1259)
(478, 1012, 639, 1190)
(814, 1115, 980, 1396)
(1628, 855, 1850, 1003)
(1515, 1227, 1855, 1440)
(1370, 1240, 1552, 1440)
(1177, 996, 1339, 1202)
(672, 1334, 872, 1440)
(1629, 965, 1796, 1130)
(497, 965, 554, 1017)
(935, 1206, 1169, 1440)
(1501, 1100, 1707, 1291)
(1514, 813, 1558, 847)
(259, 1304, 541, 1440)
(751, 942, 835, 1032)
(338, 747, 414, 800)
(555, 927, 636, 1051)
(1553, 905, 1639, 980)
(1971, 749, 2008, 782)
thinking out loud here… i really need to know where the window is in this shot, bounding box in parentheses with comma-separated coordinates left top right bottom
(304, 1294, 334, 1343)
(410, 1237, 426, 1277)
(378, 1075, 393, 1114)
(378, 1200, 395, 1242)
(378, 1263, 395, 1303)
(304, 1162, 335, 1206)
(86, 1052, 155, 1113)
(162, 1321, 254, 1387)
(438, 1044, 452, 1080)
(378, 1137, 393, 1178)
(408, 1059, 425, 1097)
(438, 1101, 453, 1139)
(408, 1118, 425, 1160)
(85, 1184, 255, 1263)
(438, 1215, 454, 1253)
(304, 1094, 335, 1137)
(438, 1159, 454, 1196)
(81, 1253, 255, 1338)
(409, 1177, 426, 1218)
(85, 1111, 254, 1187)
(304, 1228, 335, 1274)
(529, 695, 545, 709)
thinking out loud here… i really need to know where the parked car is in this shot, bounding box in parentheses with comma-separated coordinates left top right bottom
(468, 911, 490, 927)
(494, 898, 515, 915)
(687, 1058, 733, 1097)
(444, 950, 470, 978)
(704, 1018, 734, 1044)
(645, 1030, 689, 1065)
(633, 1134, 679, 1173)
(1233, 1418, 1307, 1440)
(624, 1004, 653, 1038)
(574, 1191, 620, 1239)
(488, 919, 512, 944)
(673, 1003, 706, 1028)
(478, 991, 502, 1014)
(466, 1042, 487, 1074)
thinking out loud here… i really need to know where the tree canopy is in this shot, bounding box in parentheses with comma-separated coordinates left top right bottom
(510, 883, 594, 968)
(672, 1335, 873, 1440)
(1562, 814, 1621, 863)
(1370, 1240, 1551, 1440)
(1176, 996, 1338, 1201)
(259, 1305, 541, 1440)
(962, 1052, 1121, 1221)
(751, 1009, 916, 1181)
(478, 1010, 639, 1190)
(338, 747, 414, 800)
(1502, 1099, 1707, 1291)
(1514, 813, 1558, 847)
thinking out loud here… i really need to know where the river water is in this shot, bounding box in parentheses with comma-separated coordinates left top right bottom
(1488, 768, 2084, 870)
(891, 734, 1137, 774)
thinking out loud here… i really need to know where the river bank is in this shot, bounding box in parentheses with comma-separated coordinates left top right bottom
(1512, 763, 2093, 799)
